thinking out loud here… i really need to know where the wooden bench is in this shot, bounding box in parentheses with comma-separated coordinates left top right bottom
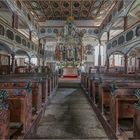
(6, 88, 32, 134)
(0, 110, 9, 139)
(133, 107, 140, 138)
(98, 83, 111, 114)
(0, 89, 9, 139)
(88, 77, 93, 98)
(9, 122, 23, 139)
(41, 78, 48, 102)
(91, 79, 100, 105)
(0, 79, 42, 114)
(110, 88, 138, 136)
(133, 90, 140, 139)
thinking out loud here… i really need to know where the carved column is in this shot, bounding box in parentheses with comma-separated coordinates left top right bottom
(137, 58, 140, 71)
(107, 31, 110, 42)
(98, 40, 101, 66)
(28, 57, 31, 72)
(12, 12, 18, 29)
(106, 57, 110, 72)
(29, 30, 32, 41)
(124, 55, 128, 74)
(135, 56, 137, 72)
(11, 53, 15, 73)
(124, 16, 128, 31)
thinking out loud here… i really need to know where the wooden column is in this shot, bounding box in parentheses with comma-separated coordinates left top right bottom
(29, 30, 32, 41)
(28, 57, 31, 72)
(12, 12, 18, 29)
(106, 32, 110, 72)
(124, 55, 128, 74)
(98, 40, 101, 66)
(135, 56, 137, 72)
(124, 16, 128, 31)
(137, 58, 140, 71)
(11, 54, 15, 73)
(106, 57, 109, 72)
(42, 39, 45, 66)
(107, 31, 110, 42)
(38, 39, 41, 66)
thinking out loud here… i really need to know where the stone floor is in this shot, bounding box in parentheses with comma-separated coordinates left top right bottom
(27, 87, 108, 139)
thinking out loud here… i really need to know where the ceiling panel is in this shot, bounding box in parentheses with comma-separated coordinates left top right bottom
(21, 0, 114, 25)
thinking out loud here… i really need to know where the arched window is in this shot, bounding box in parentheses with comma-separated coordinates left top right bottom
(22, 39, 26, 46)
(0, 24, 4, 36)
(118, 35, 125, 45)
(126, 30, 134, 41)
(15, 35, 21, 44)
(6, 29, 14, 40)
(112, 40, 117, 47)
(27, 42, 30, 49)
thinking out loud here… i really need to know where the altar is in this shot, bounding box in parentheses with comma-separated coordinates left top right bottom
(55, 17, 83, 78)
(63, 67, 78, 78)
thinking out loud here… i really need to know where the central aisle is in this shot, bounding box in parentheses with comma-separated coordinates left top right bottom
(29, 87, 108, 139)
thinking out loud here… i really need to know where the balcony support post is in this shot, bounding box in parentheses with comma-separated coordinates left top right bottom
(124, 16, 128, 31)
(124, 55, 128, 74)
(12, 12, 18, 29)
(11, 53, 15, 73)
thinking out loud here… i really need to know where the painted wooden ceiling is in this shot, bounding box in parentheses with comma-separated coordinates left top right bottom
(22, 0, 114, 23)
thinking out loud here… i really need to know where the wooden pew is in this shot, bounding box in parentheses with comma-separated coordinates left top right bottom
(133, 90, 140, 139)
(81, 74, 88, 90)
(4, 86, 32, 134)
(8, 94, 31, 134)
(0, 73, 59, 109)
(98, 82, 111, 115)
(110, 88, 138, 136)
(98, 80, 128, 115)
(91, 79, 100, 104)
(41, 77, 48, 102)
(0, 73, 58, 139)
(81, 74, 85, 88)
(0, 88, 29, 139)
(88, 78, 93, 98)
(86, 76, 88, 92)
(81, 73, 140, 139)
(0, 89, 9, 139)
(133, 107, 140, 138)
(0, 78, 42, 114)
(48, 77, 51, 96)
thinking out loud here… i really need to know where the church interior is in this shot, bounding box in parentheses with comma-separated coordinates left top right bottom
(0, 0, 140, 139)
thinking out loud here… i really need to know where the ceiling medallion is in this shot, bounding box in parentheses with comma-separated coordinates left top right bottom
(63, 1, 69, 8)
(73, 1, 80, 8)
(67, 16, 74, 21)
(31, 1, 38, 8)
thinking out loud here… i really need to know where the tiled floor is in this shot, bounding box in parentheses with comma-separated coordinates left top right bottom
(27, 85, 108, 139)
